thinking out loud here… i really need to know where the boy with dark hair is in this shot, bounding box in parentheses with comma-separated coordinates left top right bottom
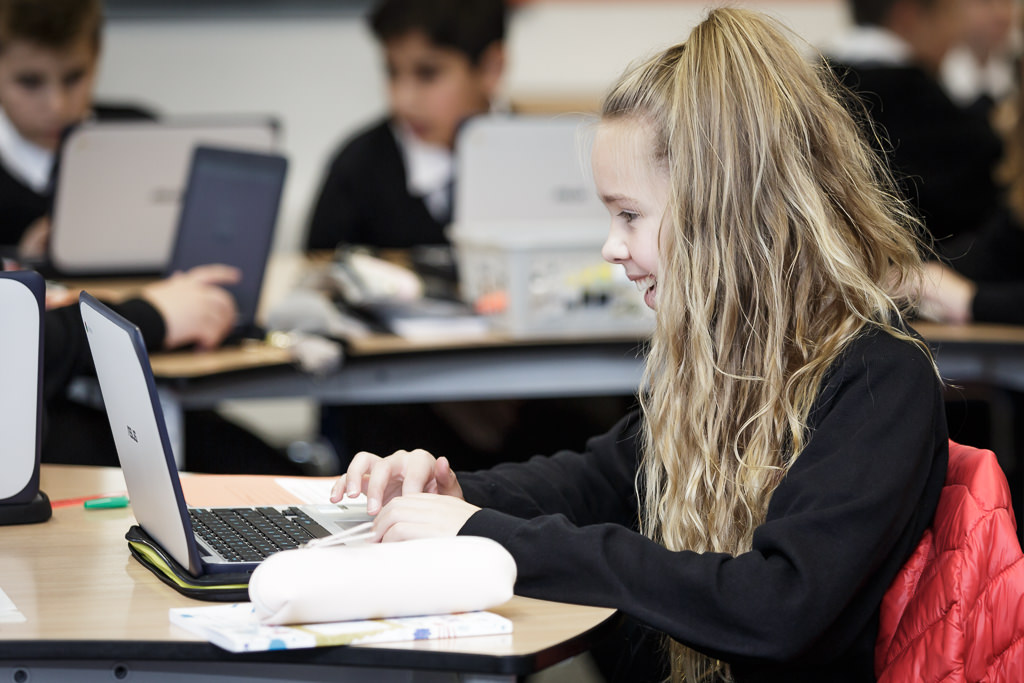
(0, 0, 299, 475)
(0, 0, 152, 258)
(305, 0, 506, 251)
(306, 0, 630, 471)
(828, 0, 1003, 247)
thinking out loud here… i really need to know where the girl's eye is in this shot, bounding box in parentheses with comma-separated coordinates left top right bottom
(618, 210, 639, 224)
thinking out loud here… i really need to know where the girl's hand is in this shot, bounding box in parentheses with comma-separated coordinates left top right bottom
(330, 449, 463, 515)
(372, 493, 480, 542)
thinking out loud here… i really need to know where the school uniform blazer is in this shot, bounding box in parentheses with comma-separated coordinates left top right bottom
(830, 60, 1004, 245)
(457, 325, 948, 683)
(305, 118, 448, 250)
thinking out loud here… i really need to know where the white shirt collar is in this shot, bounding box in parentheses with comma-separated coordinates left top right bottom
(941, 45, 1017, 107)
(825, 26, 913, 67)
(392, 121, 454, 223)
(0, 107, 54, 193)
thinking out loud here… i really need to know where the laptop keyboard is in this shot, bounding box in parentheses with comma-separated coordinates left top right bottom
(189, 507, 330, 563)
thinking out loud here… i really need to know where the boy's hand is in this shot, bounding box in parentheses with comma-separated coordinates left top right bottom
(17, 216, 50, 261)
(141, 264, 241, 349)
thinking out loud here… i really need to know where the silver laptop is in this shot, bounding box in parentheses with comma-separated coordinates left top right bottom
(451, 114, 608, 234)
(50, 119, 278, 276)
(79, 292, 368, 577)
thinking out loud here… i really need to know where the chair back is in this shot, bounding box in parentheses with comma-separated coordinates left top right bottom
(875, 440, 1024, 683)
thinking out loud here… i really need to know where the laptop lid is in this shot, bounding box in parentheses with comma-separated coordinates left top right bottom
(79, 291, 204, 575)
(80, 292, 368, 577)
(164, 146, 287, 336)
(451, 114, 608, 236)
(49, 118, 278, 276)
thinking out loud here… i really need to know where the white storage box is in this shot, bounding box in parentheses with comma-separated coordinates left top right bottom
(453, 222, 653, 338)
(451, 115, 654, 338)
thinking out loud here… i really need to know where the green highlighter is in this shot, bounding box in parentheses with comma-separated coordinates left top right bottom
(84, 495, 130, 509)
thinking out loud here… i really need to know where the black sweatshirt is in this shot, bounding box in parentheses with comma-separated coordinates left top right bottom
(458, 326, 948, 682)
(830, 61, 1004, 245)
(936, 207, 1024, 325)
(305, 119, 448, 250)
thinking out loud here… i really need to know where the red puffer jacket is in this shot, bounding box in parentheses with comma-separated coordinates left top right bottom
(875, 440, 1024, 682)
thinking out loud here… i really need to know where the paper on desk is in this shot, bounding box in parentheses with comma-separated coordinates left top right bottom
(0, 586, 25, 623)
(169, 602, 512, 652)
(180, 475, 365, 508)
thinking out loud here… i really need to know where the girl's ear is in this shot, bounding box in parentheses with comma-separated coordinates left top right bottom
(475, 41, 506, 102)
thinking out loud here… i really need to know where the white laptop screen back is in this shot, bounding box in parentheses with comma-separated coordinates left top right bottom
(50, 119, 278, 276)
(452, 115, 607, 234)
(80, 292, 201, 574)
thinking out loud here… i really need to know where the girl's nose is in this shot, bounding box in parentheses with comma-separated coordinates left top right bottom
(601, 229, 629, 264)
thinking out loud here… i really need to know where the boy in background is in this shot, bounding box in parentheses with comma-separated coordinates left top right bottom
(308, 0, 631, 470)
(827, 0, 1004, 247)
(0, 0, 152, 259)
(0, 0, 300, 475)
(305, 0, 506, 252)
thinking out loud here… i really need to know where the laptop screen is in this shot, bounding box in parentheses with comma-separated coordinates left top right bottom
(79, 292, 202, 575)
(166, 146, 287, 334)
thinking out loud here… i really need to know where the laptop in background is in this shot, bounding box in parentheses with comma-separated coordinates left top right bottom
(48, 118, 278, 276)
(79, 292, 369, 577)
(451, 114, 608, 234)
(165, 146, 288, 340)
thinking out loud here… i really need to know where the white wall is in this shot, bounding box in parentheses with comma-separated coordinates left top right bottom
(95, 1, 851, 253)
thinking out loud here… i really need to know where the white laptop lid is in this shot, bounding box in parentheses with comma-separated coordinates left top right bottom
(50, 119, 278, 276)
(79, 291, 201, 574)
(451, 115, 608, 237)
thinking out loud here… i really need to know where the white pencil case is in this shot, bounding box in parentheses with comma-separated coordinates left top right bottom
(248, 536, 517, 625)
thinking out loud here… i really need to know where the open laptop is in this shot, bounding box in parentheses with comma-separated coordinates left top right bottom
(165, 145, 288, 340)
(79, 292, 369, 577)
(49, 118, 278, 276)
(451, 114, 608, 235)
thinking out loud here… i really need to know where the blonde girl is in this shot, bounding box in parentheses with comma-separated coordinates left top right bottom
(332, 9, 948, 682)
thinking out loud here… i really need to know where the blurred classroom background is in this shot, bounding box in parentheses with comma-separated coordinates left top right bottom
(91, 1, 853, 450)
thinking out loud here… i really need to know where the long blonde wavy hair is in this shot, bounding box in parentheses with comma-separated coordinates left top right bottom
(601, 9, 929, 682)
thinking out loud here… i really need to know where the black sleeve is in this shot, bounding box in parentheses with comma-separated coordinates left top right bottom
(306, 146, 362, 251)
(972, 283, 1024, 324)
(43, 298, 165, 403)
(458, 332, 946, 665)
(459, 410, 643, 528)
(937, 209, 1024, 324)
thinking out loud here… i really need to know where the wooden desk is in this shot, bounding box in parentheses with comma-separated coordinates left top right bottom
(0, 466, 616, 682)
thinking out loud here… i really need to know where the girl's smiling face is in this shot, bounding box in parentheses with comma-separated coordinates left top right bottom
(592, 119, 670, 310)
